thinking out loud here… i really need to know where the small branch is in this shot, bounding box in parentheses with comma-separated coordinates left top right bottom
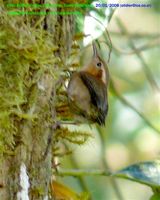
(88, 13, 112, 63)
(116, 18, 160, 92)
(112, 39, 160, 54)
(87, 5, 117, 63)
(110, 78, 160, 134)
(110, 31, 160, 39)
(64, 144, 90, 194)
(96, 126, 124, 200)
(54, 169, 111, 177)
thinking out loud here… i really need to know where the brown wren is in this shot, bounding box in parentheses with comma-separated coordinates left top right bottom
(67, 42, 109, 125)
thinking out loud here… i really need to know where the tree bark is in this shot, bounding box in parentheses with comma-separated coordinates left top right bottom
(0, 1, 75, 199)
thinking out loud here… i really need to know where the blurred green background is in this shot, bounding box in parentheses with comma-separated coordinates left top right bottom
(58, 0, 160, 199)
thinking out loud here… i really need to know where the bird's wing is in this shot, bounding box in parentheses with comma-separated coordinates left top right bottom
(80, 72, 108, 125)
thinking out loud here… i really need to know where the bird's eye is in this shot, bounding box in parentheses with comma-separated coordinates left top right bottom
(97, 62, 102, 67)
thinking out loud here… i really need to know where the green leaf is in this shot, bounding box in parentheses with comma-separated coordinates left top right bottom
(113, 160, 160, 188)
(150, 193, 160, 200)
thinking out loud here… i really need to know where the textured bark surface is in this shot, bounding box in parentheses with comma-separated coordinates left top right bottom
(0, 2, 75, 199)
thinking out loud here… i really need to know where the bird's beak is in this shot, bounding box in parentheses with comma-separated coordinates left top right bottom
(92, 41, 99, 58)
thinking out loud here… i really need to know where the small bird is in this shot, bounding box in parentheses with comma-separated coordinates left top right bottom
(67, 42, 109, 125)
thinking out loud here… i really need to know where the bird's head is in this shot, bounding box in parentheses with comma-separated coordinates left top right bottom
(82, 42, 109, 86)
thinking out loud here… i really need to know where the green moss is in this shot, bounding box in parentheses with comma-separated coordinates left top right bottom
(0, 5, 89, 161)
(0, 10, 59, 156)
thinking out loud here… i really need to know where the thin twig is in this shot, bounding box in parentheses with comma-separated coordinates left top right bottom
(110, 31, 160, 39)
(87, 5, 117, 63)
(116, 18, 160, 92)
(88, 13, 112, 63)
(64, 144, 90, 195)
(112, 39, 160, 54)
(54, 169, 111, 177)
(110, 78, 160, 134)
(96, 126, 124, 200)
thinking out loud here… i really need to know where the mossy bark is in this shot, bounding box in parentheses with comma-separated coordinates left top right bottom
(0, 2, 75, 199)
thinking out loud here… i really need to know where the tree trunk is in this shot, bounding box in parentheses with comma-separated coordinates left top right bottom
(0, 1, 75, 199)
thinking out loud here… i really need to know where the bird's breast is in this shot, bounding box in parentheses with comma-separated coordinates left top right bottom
(67, 72, 91, 112)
